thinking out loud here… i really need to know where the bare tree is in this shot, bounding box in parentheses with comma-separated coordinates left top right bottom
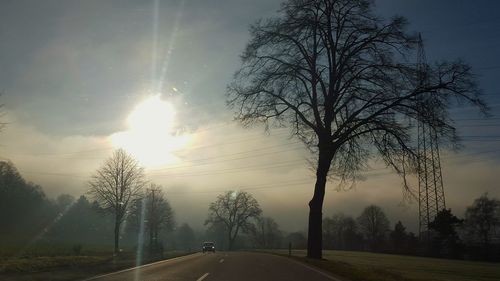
(205, 191, 262, 250)
(464, 193, 500, 250)
(323, 213, 358, 250)
(227, 0, 486, 258)
(357, 205, 390, 251)
(177, 223, 196, 251)
(205, 220, 227, 250)
(252, 216, 283, 249)
(88, 149, 146, 255)
(144, 185, 175, 255)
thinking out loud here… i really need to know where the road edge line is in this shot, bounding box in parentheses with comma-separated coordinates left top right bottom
(256, 251, 346, 281)
(285, 257, 345, 281)
(81, 252, 200, 281)
(196, 272, 210, 281)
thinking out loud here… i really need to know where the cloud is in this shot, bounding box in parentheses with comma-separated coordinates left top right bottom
(2, 110, 500, 233)
(0, 112, 113, 195)
(1, 0, 499, 234)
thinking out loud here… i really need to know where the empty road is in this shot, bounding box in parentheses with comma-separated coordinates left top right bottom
(83, 251, 343, 281)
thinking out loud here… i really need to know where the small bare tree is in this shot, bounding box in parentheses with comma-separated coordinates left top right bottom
(228, 0, 486, 258)
(205, 191, 262, 250)
(252, 216, 283, 249)
(357, 205, 390, 251)
(464, 194, 500, 251)
(144, 185, 175, 255)
(88, 149, 146, 255)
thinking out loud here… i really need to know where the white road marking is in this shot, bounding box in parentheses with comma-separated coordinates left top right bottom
(82, 253, 200, 280)
(286, 258, 343, 281)
(196, 272, 210, 281)
(219, 258, 224, 263)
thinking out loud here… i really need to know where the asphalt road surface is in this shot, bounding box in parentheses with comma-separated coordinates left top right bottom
(83, 251, 343, 281)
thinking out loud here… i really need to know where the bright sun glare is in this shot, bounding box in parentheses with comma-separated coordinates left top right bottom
(110, 95, 191, 168)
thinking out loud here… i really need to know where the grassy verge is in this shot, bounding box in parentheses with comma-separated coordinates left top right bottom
(264, 249, 500, 281)
(0, 250, 194, 281)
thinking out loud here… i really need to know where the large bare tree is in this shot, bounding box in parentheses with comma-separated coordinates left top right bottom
(88, 149, 146, 255)
(228, 0, 486, 258)
(205, 191, 262, 250)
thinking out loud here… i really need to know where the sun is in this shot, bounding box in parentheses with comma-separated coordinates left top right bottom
(110, 95, 191, 168)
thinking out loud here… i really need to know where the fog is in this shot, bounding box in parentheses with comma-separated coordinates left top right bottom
(1, 0, 500, 236)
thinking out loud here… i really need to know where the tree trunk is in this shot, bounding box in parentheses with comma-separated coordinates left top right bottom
(149, 225, 153, 255)
(307, 147, 333, 259)
(114, 218, 120, 255)
(228, 232, 234, 251)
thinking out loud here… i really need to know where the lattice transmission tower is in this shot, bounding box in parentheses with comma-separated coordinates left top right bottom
(416, 33, 446, 237)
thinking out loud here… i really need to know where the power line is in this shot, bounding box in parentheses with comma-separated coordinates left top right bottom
(20, 171, 89, 179)
(19, 144, 500, 181)
(6, 121, 500, 160)
(147, 142, 303, 172)
(147, 159, 307, 178)
(165, 179, 315, 196)
(9, 126, 500, 180)
(2, 128, 291, 158)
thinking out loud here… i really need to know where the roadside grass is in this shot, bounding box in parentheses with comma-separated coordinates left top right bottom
(266, 249, 500, 281)
(0, 243, 115, 258)
(0, 256, 110, 273)
(0, 249, 193, 281)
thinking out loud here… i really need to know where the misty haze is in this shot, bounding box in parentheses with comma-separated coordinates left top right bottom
(0, 0, 499, 281)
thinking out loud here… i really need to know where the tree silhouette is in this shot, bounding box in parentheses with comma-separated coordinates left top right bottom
(205, 220, 227, 250)
(252, 216, 283, 249)
(357, 205, 390, 251)
(228, 0, 486, 258)
(464, 193, 500, 258)
(390, 221, 408, 253)
(205, 191, 262, 250)
(177, 223, 196, 251)
(143, 185, 175, 255)
(323, 213, 358, 250)
(0, 161, 56, 243)
(286, 232, 307, 249)
(55, 194, 75, 211)
(46, 195, 114, 245)
(88, 149, 146, 255)
(429, 208, 463, 258)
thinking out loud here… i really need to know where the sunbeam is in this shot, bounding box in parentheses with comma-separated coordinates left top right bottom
(134, 197, 147, 281)
(152, 0, 185, 95)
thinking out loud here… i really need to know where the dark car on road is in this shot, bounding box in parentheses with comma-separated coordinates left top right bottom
(202, 242, 215, 253)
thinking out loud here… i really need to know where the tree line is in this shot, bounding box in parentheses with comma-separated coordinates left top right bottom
(202, 189, 500, 262)
(2, 154, 498, 262)
(0, 153, 299, 257)
(322, 200, 500, 261)
(0, 154, 297, 256)
(0, 159, 188, 257)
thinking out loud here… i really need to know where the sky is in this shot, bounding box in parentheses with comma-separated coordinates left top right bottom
(0, 0, 499, 233)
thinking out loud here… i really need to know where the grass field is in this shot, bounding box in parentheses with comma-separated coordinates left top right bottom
(0, 250, 192, 281)
(268, 250, 500, 281)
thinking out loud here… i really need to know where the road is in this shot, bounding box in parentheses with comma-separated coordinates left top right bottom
(83, 251, 343, 281)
